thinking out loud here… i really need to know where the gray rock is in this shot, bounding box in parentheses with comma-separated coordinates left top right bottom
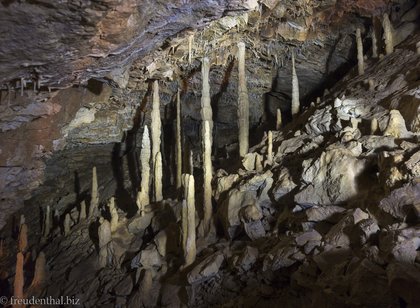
(187, 252, 225, 284)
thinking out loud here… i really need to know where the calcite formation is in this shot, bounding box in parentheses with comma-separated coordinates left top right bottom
(291, 52, 300, 117)
(237, 42, 250, 157)
(137, 126, 151, 214)
(356, 28, 365, 75)
(89, 166, 99, 218)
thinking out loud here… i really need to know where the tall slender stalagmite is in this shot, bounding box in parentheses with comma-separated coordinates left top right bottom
(371, 27, 378, 58)
(382, 13, 394, 55)
(276, 108, 282, 130)
(89, 166, 99, 218)
(291, 52, 300, 117)
(29, 252, 46, 289)
(43, 205, 51, 237)
(14, 252, 24, 306)
(79, 200, 87, 222)
(200, 57, 213, 136)
(356, 28, 364, 75)
(151, 80, 162, 173)
(64, 213, 71, 236)
(176, 89, 182, 190)
(108, 197, 118, 232)
(181, 174, 196, 267)
(137, 126, 151, 214)
(202, 120, 212, 235)
(98, 218, 112, 268)
(267, 131, 273, 166)
(154, 152, 163, 202)
(237, 42, 249, 157)
(18, 223, 28, 253)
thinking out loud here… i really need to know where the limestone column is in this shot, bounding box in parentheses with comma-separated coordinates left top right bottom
(98, 218, 112, 268)
(276, 108, 282, 130)
(151, 80, 162, 173)
(154, 152, 163, 202)
(108, 197, 118, 232)
(200, 57, 213, 137)
(137, 126, 151, 215)
(181, 174, 196, 267)
(291, 52, 300, 117)
(176, 89, 182, 190)
(356, 28, 364, 75)
(89, 166, 99, 218)
(18, 223, 28, 253)
(202, 120, 212, 235)
(382, 13, 394, 55)
(237, 42, 249, 157)
(29, 252, 46, 288)
(14, 252, 24, 306)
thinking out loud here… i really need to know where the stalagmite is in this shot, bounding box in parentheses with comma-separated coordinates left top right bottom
(188, 34, 194, 64)
(98, 218, 112, 268)
(291, 52, 300, 116)
(237, 42, 249, 157)
(151, 80, 162, 173)
(372, 27, 378, 58)
(176, 89, 182, 190)
(255, 154, 263, 172)
(29, 252, 46, 289)
(14, 252, 24, 305)
(202, 120, 212, 235)
(266, 131, 273, 166)
(64, 213, 71, 236)
(276, 108, 282, 130)
(108, 197, 118, 232)
(20, 214, 25, 226)
(154, 152, 163, 202)
(351, 117, 362, 129)
(356, 28, 364, 75)
(18, 223, 28, 253)
(79, 200, 87, 222)
(137, 126, 151, 215)
(371, 118, 379, 135)
(200, 57, 213, 136)
(382, 13, 394, 55)
(43, 205, 51, 237)
(181, 174, 196, 267)
(89, 166, 99, 218)
(189, 150, 194, 174)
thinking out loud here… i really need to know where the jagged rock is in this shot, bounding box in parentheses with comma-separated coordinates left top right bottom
(233, 246, 258, 272)
(239, 204, 265, 241)
(295, 230, 322, 246)
(406, 150, 420, 178)
(272, 167, 297, 201)
(352, 218, 380, 246)
(360, 135, 397, 151)
(334, 97, 371, 120)
(114, 275, 133, 296)
(303, 205, 346, 222)
(386, 262, 420, 306)
(137, 245, 162, 269)
(242, 152, 258, 171)
(187, 252, 225, 284)
(378, 183, 420, 221)
(295, 148, 366, 206)
(263, 238, 303, 271)
(127, 212, 154, 234)
(379, 227, 420, 263)
(313, 246, 352, 272)
(305, 106, 332, 135)
(214, 172, 240, 201)
(277, 135, 306, 156)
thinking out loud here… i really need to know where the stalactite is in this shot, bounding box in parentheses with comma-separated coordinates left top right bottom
(43, 205, 51, 237)
(356, 28, 364, 75)
(79, 200, 87, 222)
(64, 213, 71, 236)
(176, 89, 182, 190)
(276, 108, 282, 130)
(371, 27, 378, 58)
(14, 252, 24, 307)
(154, 152, 163, 202)
(202, 120, 212, 236)
(108, 197, 118, 232)
(89, 166, 99, 218)
(266, 131, 273, 166)
(382, 13, 394, 55)
(151, 80, 162, 174)
(291, 52, 300, 117)
(181, 174, 196, 267)
(98, 218, 111, 268)
(188, 34, 194, 64)
(371, 118, 379, 135)
(237, 42, 249, 157)
(137, 126, 151, 215)
(200, 57, 213, 137)
(18, 223, 28, 253)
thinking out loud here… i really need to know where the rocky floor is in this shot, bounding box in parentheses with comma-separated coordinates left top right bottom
(1, 32, 420, 308)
